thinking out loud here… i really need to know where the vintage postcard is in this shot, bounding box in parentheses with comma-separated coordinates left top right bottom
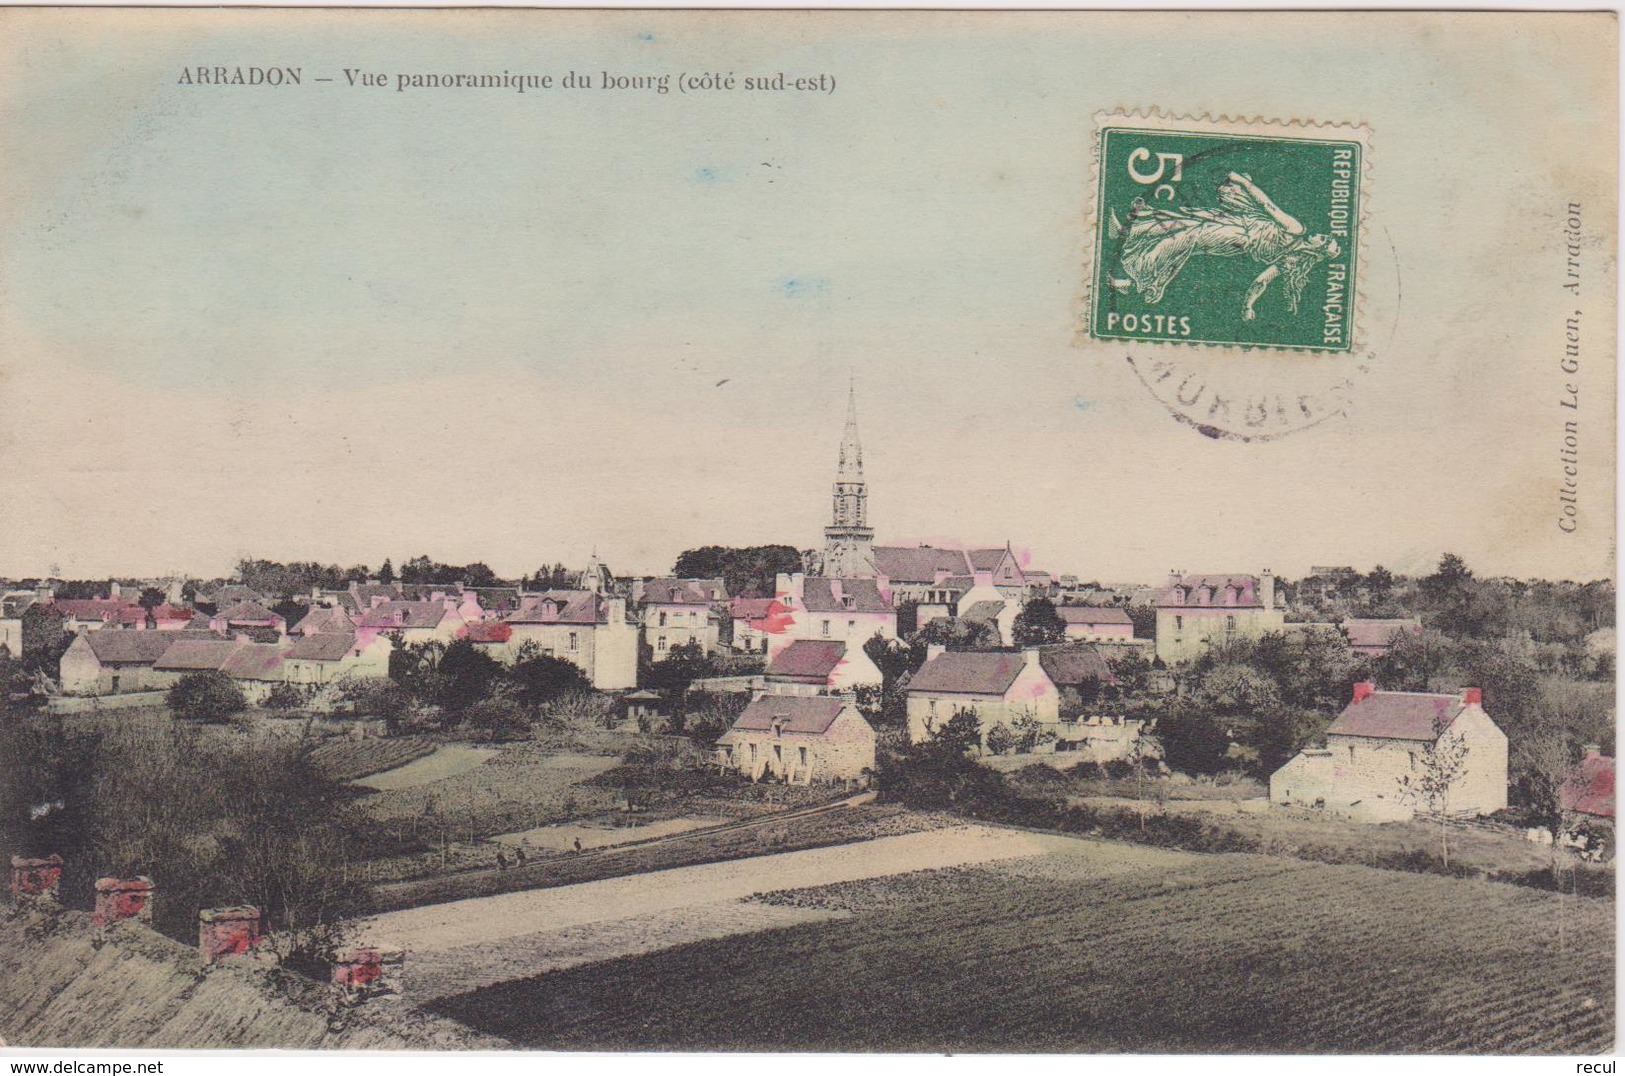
(0, 7, 1616, 1059)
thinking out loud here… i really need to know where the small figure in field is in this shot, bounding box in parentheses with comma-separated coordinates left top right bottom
(496, 850, 509, 871)
(515, 847, 527, 866)
(572, 837, 583, 854)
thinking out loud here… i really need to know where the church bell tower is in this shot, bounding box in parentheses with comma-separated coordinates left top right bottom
(821, 382, 875, 578)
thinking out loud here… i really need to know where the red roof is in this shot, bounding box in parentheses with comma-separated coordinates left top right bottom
(1324, 690, 1466, 742)
(908, 651, 1035, 697)
(766, 640, 847, 682)
(465, 621, 513, 644)
(1561, 752, 1615, 818)
(731, 598, 777, 620)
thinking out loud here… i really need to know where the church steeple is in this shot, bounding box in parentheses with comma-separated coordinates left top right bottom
(822, 380, 875, 578)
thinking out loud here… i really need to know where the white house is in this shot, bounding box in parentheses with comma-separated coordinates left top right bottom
(768, 573, 896, 659)
(715, 695, 876, 783)
(501, 590, 638, 690)
(1058, 605, 1135, 642)
(763, 639, 882, 695)
(1270, 682, 1509, 821)
(1154, 571, 1285, 663)
(639, 577, 727, 658)
(905, 646, 1060, 745)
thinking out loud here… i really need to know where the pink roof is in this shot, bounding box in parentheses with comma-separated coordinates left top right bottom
(766, 640, 847, 682)
(1325, 690, 1466, 742)
(871, 546, 972, 584)
(219, 643, 286, 681)
(292, 606, 355, 636)
(505, 591, 604, 626)
(52, 600, 144, 624)
(1157, 574, 1261, 609)
(1561, 752, 1615, 818)
(357, 601, 451, 630)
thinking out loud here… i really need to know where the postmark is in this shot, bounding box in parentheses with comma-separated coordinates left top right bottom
(1081, 111, 1376, 441)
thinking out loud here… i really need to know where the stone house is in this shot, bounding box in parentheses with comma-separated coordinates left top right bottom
(59, 630, 208, 695)
(1154, 571, 1285, 663)
(1058, 605, 1135, 643)
(218, 643, 288, 704)
(51, 598, 146, 634)
(290, 605, 357, 637)
(768, 573, 895, 659)
(354, 600, 467, 648)
(501, 590, 637, 689)
(208, 601, 286, 639)
(283, 632, 391, 686)
(726, 597, 789, 654)
(638, 577, 727, 658)
(1270, 683, 1508, 821)
(763, 639, 882, 696)
(905, 646, 1060, 745)
(715, 695, 876, 783)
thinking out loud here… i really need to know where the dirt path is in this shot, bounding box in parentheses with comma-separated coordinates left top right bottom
(356, 824, 1051, 955)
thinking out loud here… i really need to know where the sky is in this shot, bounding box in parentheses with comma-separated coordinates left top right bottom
(0, 10, 1615, 584)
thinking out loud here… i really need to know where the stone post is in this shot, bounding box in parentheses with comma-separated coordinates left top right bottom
(93, 877, 155, 926)
(198, 905, 263, 964)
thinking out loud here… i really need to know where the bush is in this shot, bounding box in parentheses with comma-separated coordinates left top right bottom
(462, 696, 532, 742)
(264, 681, 313, 711)
(167, 671, 247, 723)
(985, 723, 1016, 756)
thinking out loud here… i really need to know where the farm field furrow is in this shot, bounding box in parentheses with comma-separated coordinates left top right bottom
(425, 846, 1614, 1053)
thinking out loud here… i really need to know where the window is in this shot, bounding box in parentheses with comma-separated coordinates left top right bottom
(569, 632, 579, 650)
(773, 744, 782, 763)
(799, 746, 808, 766)
(1226, 615, 1236, 631)
(929, 700, 938, 717)
(821, 620, 831, 637)
(848, 620, 856, 631)
(658, 611, 667, 627)
(1175, 615, 1184, 630)
(657, 635, 667, 652)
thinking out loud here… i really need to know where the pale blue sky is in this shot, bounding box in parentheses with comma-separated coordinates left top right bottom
(0, 10, 1614, 582)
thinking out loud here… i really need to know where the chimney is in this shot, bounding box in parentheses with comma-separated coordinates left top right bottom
(604, 597, 627, 624)
(926, 643, 947, 662)
(198, 906, 264, 964)
(311, 585, 322, 601)
(973, 570, 993, 588)
(109, 582, 121, 600)
(93, 876, 155, 926)
(1352, 681, 1375, 704)
(1259, 570, 1276, 610)
(331, 945, 405, 996)
(1022, 647, 1040, 669)
(1462, 687, 1482, 707)
(1584, 743, 1602, 759)
(9, 854, 63, 904)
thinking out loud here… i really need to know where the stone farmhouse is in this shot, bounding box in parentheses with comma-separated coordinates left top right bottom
(905, 646, 1060, 745)
(1270, 682, 1508, 821)
(715, 694, 876, 784)
(1154, 570, 1285, 663)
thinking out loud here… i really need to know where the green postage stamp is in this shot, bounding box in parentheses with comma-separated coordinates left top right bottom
(1088, 115, 1365, 353)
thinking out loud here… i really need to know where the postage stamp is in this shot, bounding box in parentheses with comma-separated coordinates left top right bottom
(1081, 111, 1375, 441)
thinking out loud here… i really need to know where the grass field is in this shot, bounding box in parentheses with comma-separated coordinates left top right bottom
(428, 845, 1614, 1053)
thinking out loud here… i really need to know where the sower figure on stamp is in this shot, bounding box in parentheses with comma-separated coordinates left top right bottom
(1110, 172, 1340, 319)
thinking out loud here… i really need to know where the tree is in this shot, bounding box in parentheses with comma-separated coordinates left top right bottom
(137, 587, 166, 614)
(433, 638, 502, 711)
(1153, 704, 1230, 776)
(878, 709, 1007, 810)
(167, 671, 247, 723)
(671, 545, 803, 599)
(378, 558, 396, 584)
(641, 640, 720, 696)
(912, 616, 1000, 651)
(1011, 598, 1068, 647)
(1127, 604, 1158, 639)
(508, 652, 592, 710)
(985, 723, 1017, 756)
(1398, 729, 1470, 868)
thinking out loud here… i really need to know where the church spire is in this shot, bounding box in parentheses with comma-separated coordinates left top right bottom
(837, 377, 863, 479)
